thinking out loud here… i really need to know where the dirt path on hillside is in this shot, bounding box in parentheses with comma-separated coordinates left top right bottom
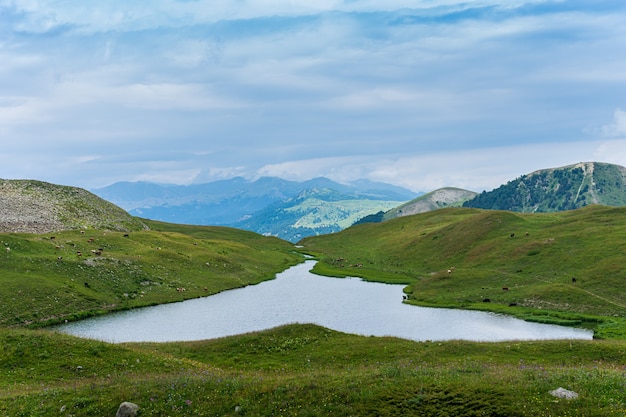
(574, 285, 626, 310)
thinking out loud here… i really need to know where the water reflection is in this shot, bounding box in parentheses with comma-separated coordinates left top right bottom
(53, 261, 593, 343)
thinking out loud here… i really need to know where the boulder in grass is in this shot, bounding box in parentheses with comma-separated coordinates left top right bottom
(116, 402, 140, 417)
(549, 387, 579, 400)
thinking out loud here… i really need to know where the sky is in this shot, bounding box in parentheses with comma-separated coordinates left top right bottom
(1, 0, 626, 193)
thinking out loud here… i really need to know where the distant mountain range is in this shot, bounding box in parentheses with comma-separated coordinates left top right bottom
(3, 161, 623, 242)
(92, 177, 419, 242)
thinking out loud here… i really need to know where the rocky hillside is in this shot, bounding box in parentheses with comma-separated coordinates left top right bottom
(353, 187, 477, 225)
(0, 179, 148, 233)
(383, 187, 478, 220)
(463, 162, 626, 212)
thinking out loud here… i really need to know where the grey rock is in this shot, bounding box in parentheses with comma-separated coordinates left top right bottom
(116, 401, 140, 417)
(549, 387, 579, 400)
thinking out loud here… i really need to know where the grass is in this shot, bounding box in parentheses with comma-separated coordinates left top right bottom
(4, 206, 626, 415)
(3, 324, 626, 416)
(0, 219, 303, 327)
(300, 205, 626, 339)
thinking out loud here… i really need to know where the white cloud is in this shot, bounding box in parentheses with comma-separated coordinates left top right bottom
(0, 96, 47, 126)
(256, 156, 370, 183)
(1, 1, 559, 34)
(600, 109, 626, 138)
(593, 139, 626, 164)
(193, 166, 250, 184)
(2, 0, 625, 193)
(255, 140, 623, 193)
(324, 87, 423, 110)
(132, 169, 202, 186)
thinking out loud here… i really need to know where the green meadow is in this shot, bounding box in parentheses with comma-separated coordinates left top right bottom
(0, 219, 301, 328)
(3, 325, 626, 416)
(301, 205, 626, 339)
(3, 207, 626, 415)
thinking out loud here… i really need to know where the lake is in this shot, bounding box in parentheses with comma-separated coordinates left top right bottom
(53, 260, 593, 343)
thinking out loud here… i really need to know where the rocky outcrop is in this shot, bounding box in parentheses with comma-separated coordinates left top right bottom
(0, 179, 148, 234)
(384, 187, 478, 220)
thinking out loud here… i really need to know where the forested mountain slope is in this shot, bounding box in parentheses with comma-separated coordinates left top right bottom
(463, 162, 626, 212)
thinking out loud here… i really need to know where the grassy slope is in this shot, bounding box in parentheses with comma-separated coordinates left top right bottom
(0, 219, 302, 327)
(5, 208, 626, 415)
(300, 206, 626, 338)
(2, 324, 626, 416)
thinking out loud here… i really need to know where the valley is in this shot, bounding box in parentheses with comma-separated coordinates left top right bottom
(3, 169, 626, 415)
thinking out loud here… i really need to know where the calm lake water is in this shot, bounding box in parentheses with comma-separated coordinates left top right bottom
(53, 260, 593, 343)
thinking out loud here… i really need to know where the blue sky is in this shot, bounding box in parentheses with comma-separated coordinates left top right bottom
(1, 0, 625, 192)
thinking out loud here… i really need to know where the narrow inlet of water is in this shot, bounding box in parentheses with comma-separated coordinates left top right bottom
(53, 260, 593, 343)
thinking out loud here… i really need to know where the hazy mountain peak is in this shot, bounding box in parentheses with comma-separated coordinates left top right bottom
(384, 187, 478, 219)
(92, 177, 417, 242)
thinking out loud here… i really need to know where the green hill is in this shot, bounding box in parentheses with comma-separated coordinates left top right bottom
(0, 179, 302, 327)
(0, 220, 302, 328)
(0, 179, 148, 233)
(300, 205, 626, 337)
(4, 181, 626, 415)
(463, 162, 626, 212)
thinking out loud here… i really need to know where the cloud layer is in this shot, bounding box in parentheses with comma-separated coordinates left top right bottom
(1, 0, 625, 191)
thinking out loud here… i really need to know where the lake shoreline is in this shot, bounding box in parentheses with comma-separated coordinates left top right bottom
(53, 260, 593, 343)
